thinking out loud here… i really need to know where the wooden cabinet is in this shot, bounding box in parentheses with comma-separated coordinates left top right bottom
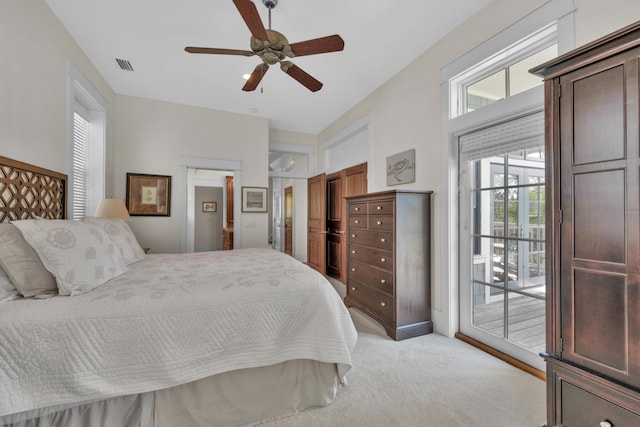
(531, 21, 640, 426)
(344, 190, 432, 340)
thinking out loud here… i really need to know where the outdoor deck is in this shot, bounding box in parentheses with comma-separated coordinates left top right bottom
(474, 294, 545, 353)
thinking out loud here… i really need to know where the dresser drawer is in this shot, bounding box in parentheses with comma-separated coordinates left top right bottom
(368, 200, 394, 215)
(349, 259, 393, 294)
(349, 203, 367, 215)
(347, 282, 394, 323)
(349, 215, 367, 229)
(349, 245, 392, 271)
(561, 380, 640, 426)
(368, 215, 393, 231)
(349, 229, 393, 251)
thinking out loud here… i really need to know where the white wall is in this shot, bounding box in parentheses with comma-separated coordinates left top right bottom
(0, 0, 115, 190)
(114, 95, 269, 253)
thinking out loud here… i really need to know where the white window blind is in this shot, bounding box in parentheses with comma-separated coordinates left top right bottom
(459, 111, 544, 162)
(72, 111, 89, 220)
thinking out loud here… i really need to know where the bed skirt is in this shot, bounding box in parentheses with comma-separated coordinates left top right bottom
(1, 359, 342, 427)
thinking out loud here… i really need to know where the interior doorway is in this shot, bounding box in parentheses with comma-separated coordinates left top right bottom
(186, 168, 232, 253)
(270, 177, 307, 260)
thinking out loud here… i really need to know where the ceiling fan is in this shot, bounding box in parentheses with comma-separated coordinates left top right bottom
(185, 0, 344, 92)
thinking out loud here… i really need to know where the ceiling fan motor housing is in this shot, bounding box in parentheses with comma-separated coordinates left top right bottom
(263, 0, 277, 9)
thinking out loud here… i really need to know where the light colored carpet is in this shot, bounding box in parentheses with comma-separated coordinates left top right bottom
(263, 280, 546, 427)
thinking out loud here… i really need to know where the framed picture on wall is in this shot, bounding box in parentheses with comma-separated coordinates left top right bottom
(126, 173, 171, 216)
(202, 201, 217, 212)
(386, 149, 415, 186)
(241, 187, 267, 212)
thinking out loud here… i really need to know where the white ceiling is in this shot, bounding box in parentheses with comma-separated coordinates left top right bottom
(45, 0, 493, 135)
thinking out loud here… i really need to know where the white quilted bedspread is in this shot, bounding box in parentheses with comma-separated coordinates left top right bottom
(0, 248, 357, 417)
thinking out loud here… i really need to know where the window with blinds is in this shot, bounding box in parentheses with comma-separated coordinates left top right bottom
(72, 111, 89, 220)
(68, 61, 107, 219)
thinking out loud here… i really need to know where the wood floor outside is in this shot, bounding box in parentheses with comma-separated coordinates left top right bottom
(473, 293, 545, 354)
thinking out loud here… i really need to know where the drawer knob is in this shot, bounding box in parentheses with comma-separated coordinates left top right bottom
(351, 268, 356, 272)
(354, 220, 360, 224)
(600, 421, 612, 427)
(380, 302, 386, 307)
(376, 220, 382, 225)
(376, 206, 382, 210)
(380, 257, 387, 263)
(352, 234, 357, 238)
(381, 279, 386, 284)
(354, 207, 360, 211)
(380, 237, 386, 243)
(352, 250, 357, 254)
(351, 287, 357, 291)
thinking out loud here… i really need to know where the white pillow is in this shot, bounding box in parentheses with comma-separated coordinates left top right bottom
(0, 223, 57, 298)
(0, 266, 19, 303)
(12, 219, 129, 296)
(82, 217, 145, 265)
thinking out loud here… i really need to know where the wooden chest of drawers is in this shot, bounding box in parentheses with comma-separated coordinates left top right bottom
(544, 356, 640, 427)
(344, 190, 432, 340)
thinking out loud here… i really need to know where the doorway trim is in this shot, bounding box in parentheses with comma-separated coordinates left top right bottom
(178, 156, 242, 253)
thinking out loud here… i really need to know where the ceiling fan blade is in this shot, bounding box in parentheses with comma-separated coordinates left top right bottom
(242, 64, 269, 91)
(288, 35, 345, 57)
(232, 0, 269, 41)
(185, 47, 255, 56)
(280, 62, 323, 92)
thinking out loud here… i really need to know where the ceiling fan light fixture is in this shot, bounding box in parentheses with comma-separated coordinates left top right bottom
(185, 0, 344, 92)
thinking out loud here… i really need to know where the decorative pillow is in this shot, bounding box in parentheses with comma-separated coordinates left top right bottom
(0, 223, 57, 298)
(82, 217, 145, 265)
(0, 265, 20, 302)
(12, 220, 129, 296)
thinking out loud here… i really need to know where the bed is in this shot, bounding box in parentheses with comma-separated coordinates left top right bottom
(0, 156, 357, 427)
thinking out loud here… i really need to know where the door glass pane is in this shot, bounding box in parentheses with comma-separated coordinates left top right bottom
(473, 283, 505, 338)
(507, 291, 545, 353)
(468, 144, 546, 357)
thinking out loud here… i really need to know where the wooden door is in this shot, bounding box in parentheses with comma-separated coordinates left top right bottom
(326, 172, 343, 279)
(284, 186, 293, 256)
(307, 173, 326, 273)
(327, 163, 368, 283)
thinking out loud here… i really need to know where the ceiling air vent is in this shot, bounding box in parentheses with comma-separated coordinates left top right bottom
(115, 58, 134, 71)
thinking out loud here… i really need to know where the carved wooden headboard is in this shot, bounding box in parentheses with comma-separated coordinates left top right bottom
(0, 156, 67, 222)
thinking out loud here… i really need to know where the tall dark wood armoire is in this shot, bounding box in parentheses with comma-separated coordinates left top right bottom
(531, 21, 640, 426)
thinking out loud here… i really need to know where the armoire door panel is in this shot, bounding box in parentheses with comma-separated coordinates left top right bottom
(573, 169, 626, 263)
(531, 24, 640, 426)
(573, 64, 626, 165)
(570, 269, 627, 371)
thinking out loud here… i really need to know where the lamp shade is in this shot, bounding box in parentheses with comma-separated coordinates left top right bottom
(95, 198, 131, 221)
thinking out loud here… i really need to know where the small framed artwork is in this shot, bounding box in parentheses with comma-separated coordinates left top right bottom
(126, 173, 171, 216)
(202, 201, 217, 212)
(386, 149, 415, 186)
(241, 187, 268, 212)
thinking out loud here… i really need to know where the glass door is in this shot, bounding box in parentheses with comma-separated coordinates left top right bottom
(459, 115, 546, 371)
